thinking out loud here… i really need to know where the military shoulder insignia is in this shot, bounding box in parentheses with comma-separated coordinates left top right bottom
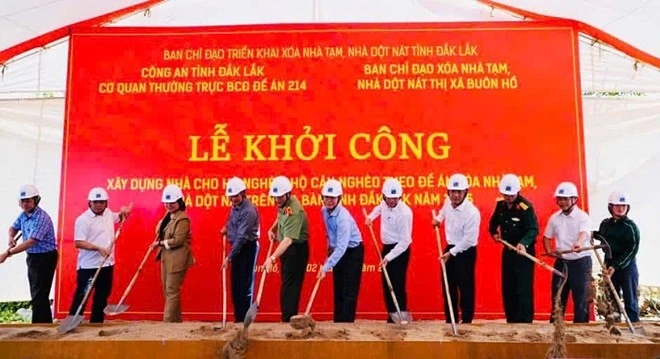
(519, 202, 529, 210)
(284, 207, 294, 216)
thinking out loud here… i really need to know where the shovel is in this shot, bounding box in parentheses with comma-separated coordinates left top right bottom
(431, 210, 458, 336)
(104, 234, 158, 316)
(496, 237, 566, 278)
(243, 237, 275, 330)
(290, 271, 324, 331)
(362, 208, 411, 325)
(222, 234, 228, 329)
(591, 232, 644, 335)
(59, 203, 132, 333)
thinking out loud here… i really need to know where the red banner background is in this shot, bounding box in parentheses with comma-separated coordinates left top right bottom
(56, 22, 586, 321)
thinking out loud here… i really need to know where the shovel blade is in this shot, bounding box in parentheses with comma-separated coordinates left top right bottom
(104, 304, 129, 316)
(389, 311, 412, 325)
(633, 326, 646, 336)
(243, 302, 258, 330)
(57, 314, 84, 334)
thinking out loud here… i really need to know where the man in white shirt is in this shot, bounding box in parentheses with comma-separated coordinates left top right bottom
(67, 187, 130, 323)
(543, 182, 592, 323)
(432, 173, 481, 323)
(366, 178, 413, 323)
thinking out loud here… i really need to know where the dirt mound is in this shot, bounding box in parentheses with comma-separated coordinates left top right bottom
(8, 330, 51, 339)
(523, 331, 545, 342)
(222, 329, 248, 359)
(190, 325, 223, 336)
(98, 329, 129, 337)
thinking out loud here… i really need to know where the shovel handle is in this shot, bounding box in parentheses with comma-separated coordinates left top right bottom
(304, 273, 323, 315)
(432, 210, 458, 335)
(255, 237, 275, 305)
(497, 238, 565, 278)
(556, 245, 604, 255)
(222, 234, 227, 327)
(591, 244, 635, 334)
(361, 207, 406, 321)
(115, 234, 157, 307)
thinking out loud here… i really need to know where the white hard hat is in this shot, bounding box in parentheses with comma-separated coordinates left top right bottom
(608, 191, 629, 205)
(382, 178, 403, 198)
(321, 179, 343, 197)
(225, 177, 247, 197)
(499, 174, 521, 195)
(18, 184, 39, 199)
(269, 176, 292, 197)
(162, 184, 184, 203)
(447, 174, 469, 190)
(88, 187, 109, 201)
(554, 182, 578, 197)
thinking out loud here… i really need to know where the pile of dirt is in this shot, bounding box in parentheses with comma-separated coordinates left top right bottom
(546, 269, 568, 359)
(98, 329, 129, 337)
(595, 272, 622, 336)
(6, 329, 52, 340)
(222, 328, 248, 359)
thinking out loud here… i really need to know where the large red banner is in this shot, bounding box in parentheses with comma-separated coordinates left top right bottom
(57, 21, 586, 321)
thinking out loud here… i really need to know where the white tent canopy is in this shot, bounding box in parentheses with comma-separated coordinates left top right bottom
(0, 0, 658, 302)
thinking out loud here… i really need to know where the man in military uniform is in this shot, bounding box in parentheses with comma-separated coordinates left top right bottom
(263, 176, 310, 322)
(488, 174, 539, 323)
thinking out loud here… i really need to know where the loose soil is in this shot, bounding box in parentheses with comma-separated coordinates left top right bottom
(0, 320, 657, 344)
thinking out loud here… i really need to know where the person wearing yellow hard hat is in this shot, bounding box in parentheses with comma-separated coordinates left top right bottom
(152, 184, 196, 322)
(488, 174, 539, 323)
(1, 184, 58, 323)
(220, 176, 260, 323)
(543, 181, 592, 323)
(66, 187, 131, 324)
(598, 191, 640, 323)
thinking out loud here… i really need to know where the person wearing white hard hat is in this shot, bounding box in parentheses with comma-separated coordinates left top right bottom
(597, 191, 640, 323)
(2, 184, 58, 323)
(543, 181, 592, 323)
(263, 175, 310, 322)
(152, 184, 196, 322)
(220, 176, 260, 323)
(66, 187, 131, 323)
(432, 173, 481, 324)
(488, 174, 539, 323)
(365, 177, 413, 323)
(319, 179, 364, 322)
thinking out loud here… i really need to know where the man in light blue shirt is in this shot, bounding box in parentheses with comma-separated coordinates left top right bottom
(318, 179, 364, 322)
(1, 184, 58, 324)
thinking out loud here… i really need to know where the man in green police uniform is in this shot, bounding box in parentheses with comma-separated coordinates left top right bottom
(263, 175, 310, 322)
(488, 173, 539, 323)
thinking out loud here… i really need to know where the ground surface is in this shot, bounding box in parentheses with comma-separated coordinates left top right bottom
(0, 320, 659, 343)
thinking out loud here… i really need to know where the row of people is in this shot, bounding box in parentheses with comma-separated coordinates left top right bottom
(1, 174, 640, 325)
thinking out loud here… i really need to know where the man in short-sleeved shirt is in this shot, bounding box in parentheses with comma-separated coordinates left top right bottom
(543, 182, 592, 323)
(67, 187, 130, 323)
(1, 184, 58, 323)
(264, 176, 310, 322)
